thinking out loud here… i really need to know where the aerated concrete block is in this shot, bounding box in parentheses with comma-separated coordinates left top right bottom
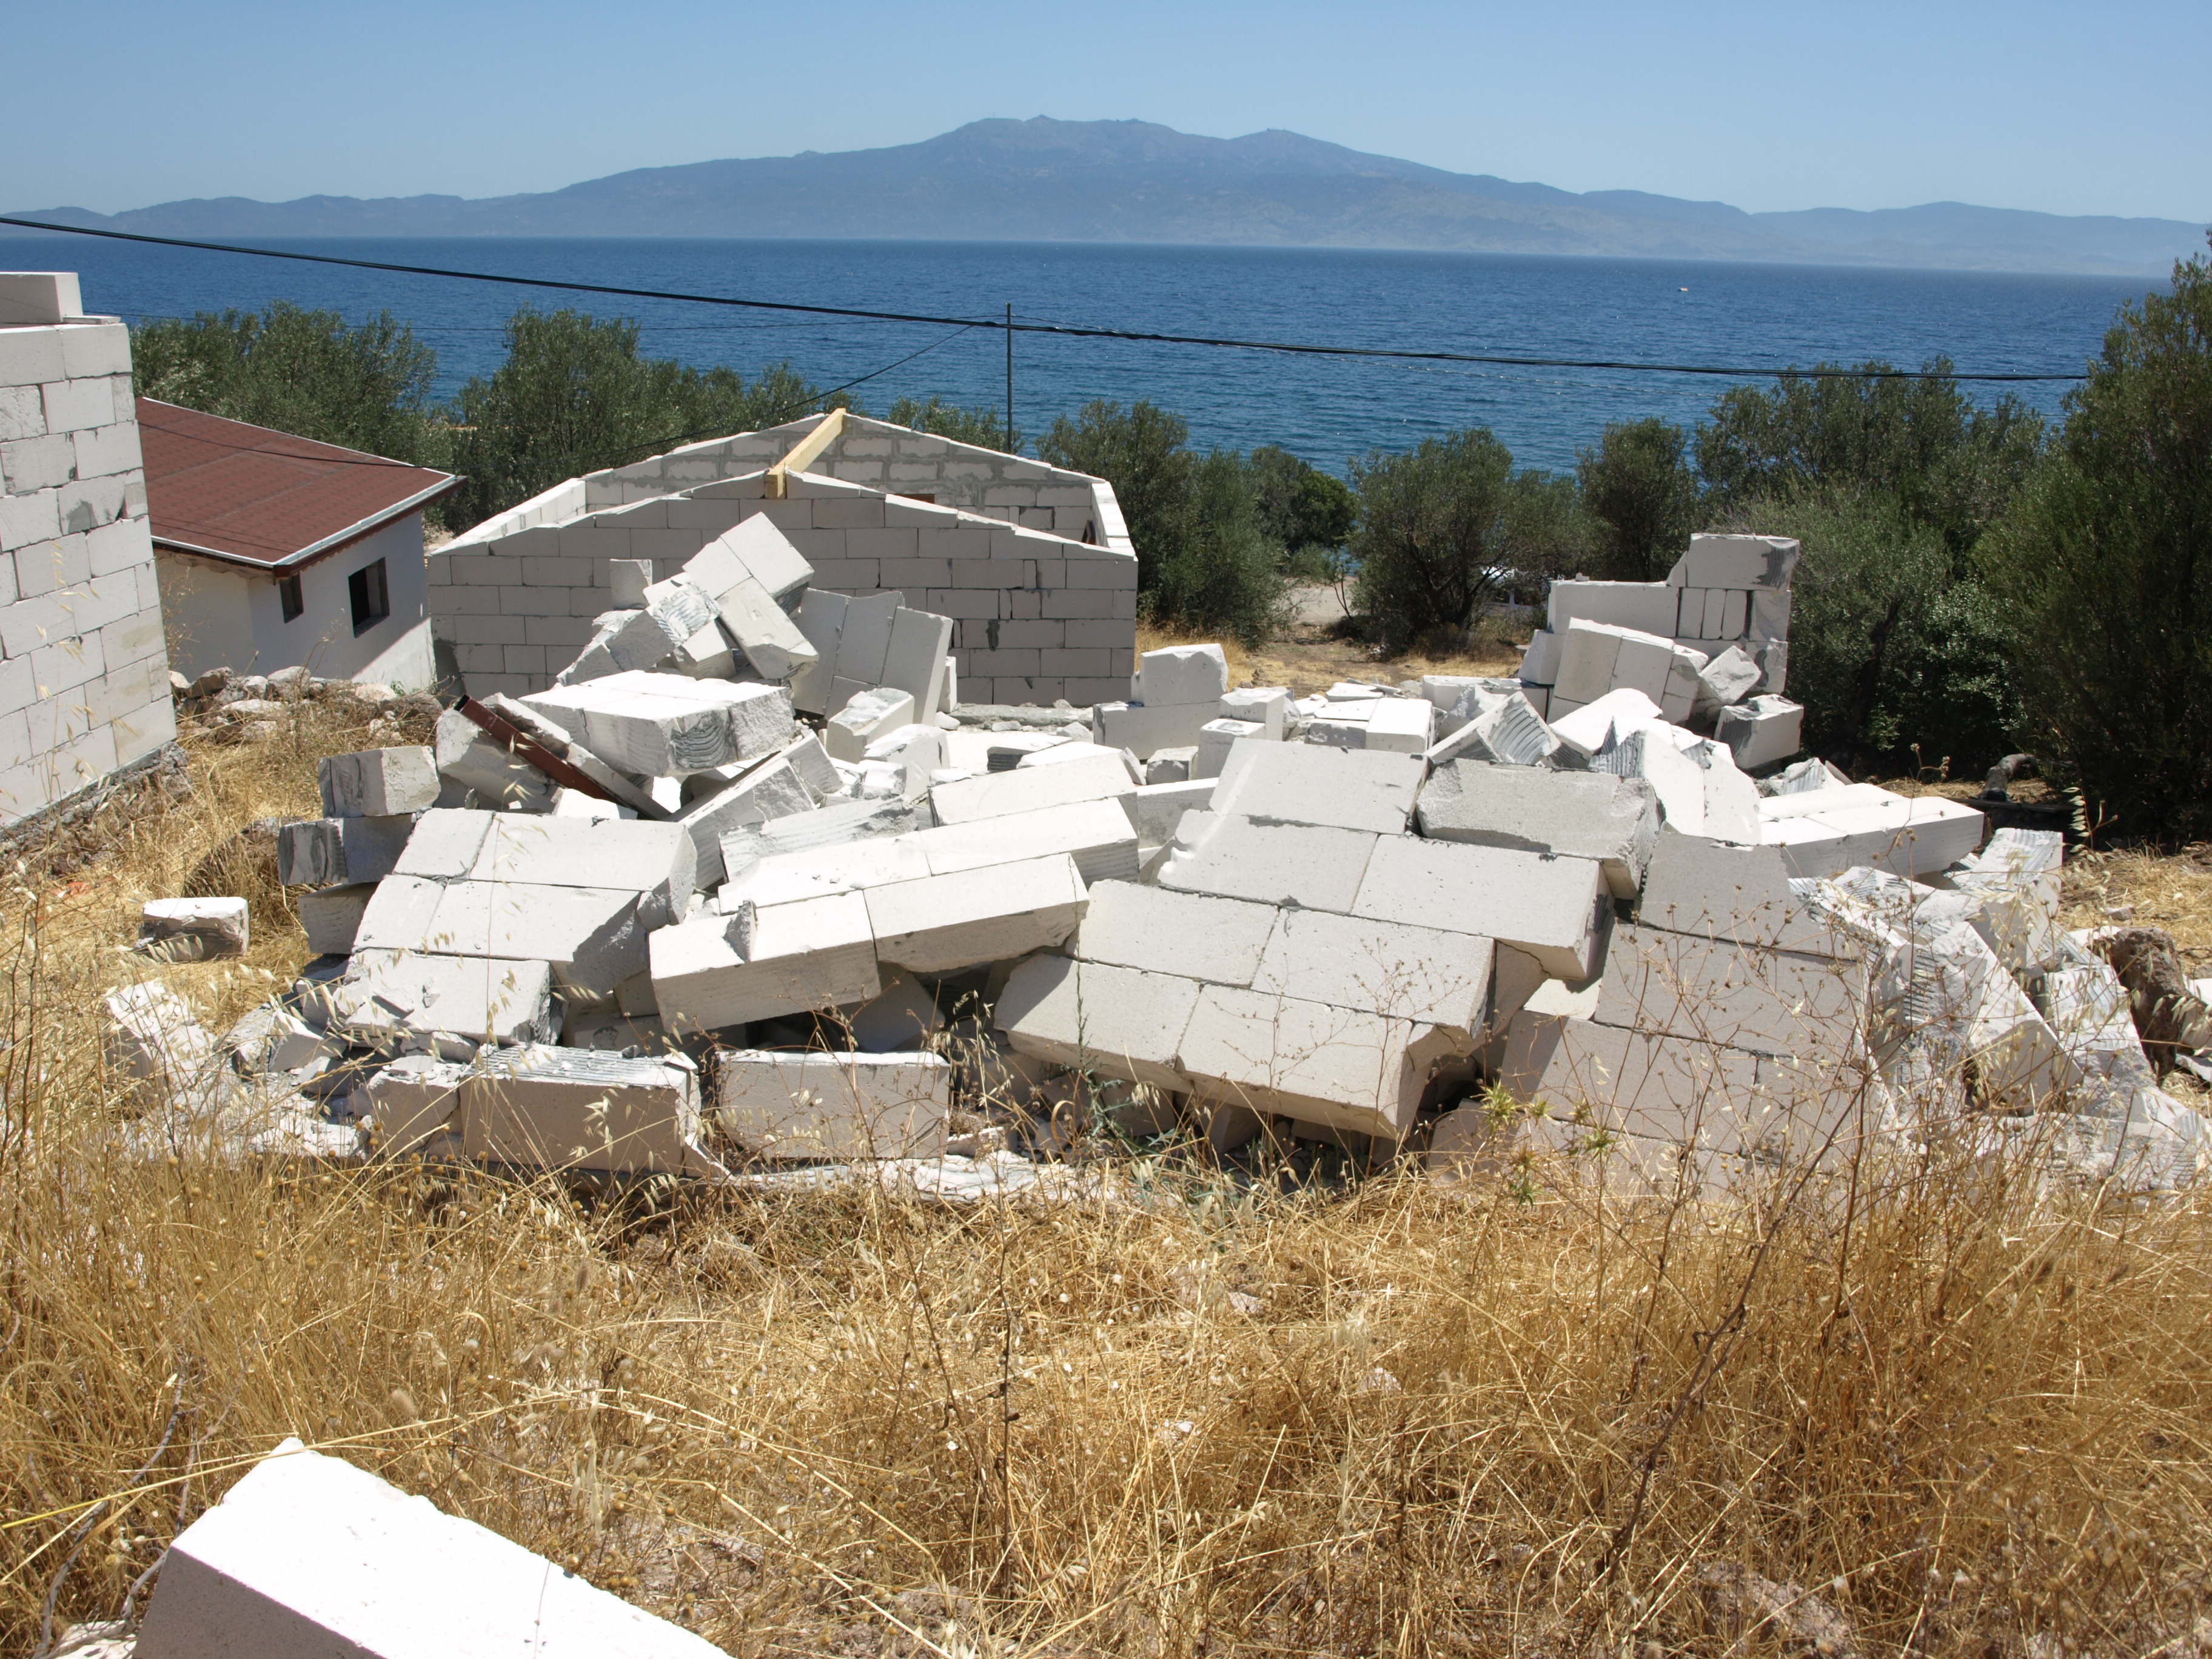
(845, 971, 945, 1052)
(1137, 643, 1229, 706)
(649, 891, 880, 1034)
(1209, 740, 1424, 833)
(1193, 719, 1258, 779)
(994, 953, 1199, 1092)
(1118, 779, 1215, 853)
(1714, 694, 1803, 769)
(1417, 760, 1659, 898)
(464, 814, 695, 928)
(1547, 580, 1681, 638)
(362, 1054, 469, 1158)
(1220, 685, 1290, 737)
(1158, 814, 1378, 912)
(1252, 908, 1492, 1029)
(1360, 698, 1435, 753)
(433, 709, 555, 812)
(675, 743, 823, 887)
(132, 1439, 729, 1659)
(318, 746, 438, 817)
(1670, 532, 1801, 591)
(138, 897, 249, 962)
(1353, 837, 1609, 980)
(883, 606, 954, 720)
(1694, 643, 1762, 712)
(298, 883, 374, 956)
(1593, 923, 1867, 1062)
(1518, 629, 1563, 686)
(865, 853, 1087, 973)
(1178, 987, 1427, 1142)
(333, 951, 554, 1053)
(1092, 700, 1214, 759)
(1144, 746, 1196, 783)
(1761, 793, 1986, 880)
(715, 573, 817, 680)
(425, 881, 648, 999)
(930, 748, 1133, 822)
(524, 672, 794, 776)
(1073, 878, 1278, 984)
(825, 687, 916, 762)
(464, 1045, 709, 1175)
(688, 512, 814, 602)
(913, 797, 1140, 885)
(104, 981, 216, 1103)
(1549, 688, 1663, 762)
(712, 1050, 951, 1159)
(609, 558, 652, 607)
(788, 588, 846, 714)
(390, 808, 495, 880)
(1637, 826, 1852, 956)
(1426, 689, 1560, 768)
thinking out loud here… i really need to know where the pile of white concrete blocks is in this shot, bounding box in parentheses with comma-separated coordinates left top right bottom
(1515, 533, 1803, 772)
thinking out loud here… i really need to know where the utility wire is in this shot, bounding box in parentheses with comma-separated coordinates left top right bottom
(0, 214, 2092, 382)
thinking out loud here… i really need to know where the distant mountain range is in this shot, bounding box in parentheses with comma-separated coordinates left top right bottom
(9, 118, 2205, 276)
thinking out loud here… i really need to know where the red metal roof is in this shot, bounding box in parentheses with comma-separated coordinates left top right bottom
(137, 398, 459, 569)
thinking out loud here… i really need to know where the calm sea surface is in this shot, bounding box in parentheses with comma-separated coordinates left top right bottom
(5, 233, 2156, 473)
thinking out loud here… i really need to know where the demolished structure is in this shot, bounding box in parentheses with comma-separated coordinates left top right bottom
(109, 505, 2210, 1196)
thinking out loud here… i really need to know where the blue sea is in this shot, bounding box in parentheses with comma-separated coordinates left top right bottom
(5, 233, 2156, 473)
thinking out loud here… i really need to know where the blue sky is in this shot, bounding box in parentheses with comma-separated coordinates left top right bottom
(14, 0, 2209, 221)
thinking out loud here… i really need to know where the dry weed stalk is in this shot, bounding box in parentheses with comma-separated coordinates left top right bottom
(2, 709, 2208, 1657)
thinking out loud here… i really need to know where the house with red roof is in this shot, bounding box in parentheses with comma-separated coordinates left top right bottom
(138, 398, 460, 686)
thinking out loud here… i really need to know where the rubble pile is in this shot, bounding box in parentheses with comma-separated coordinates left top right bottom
(106, 528, 2212, 1194)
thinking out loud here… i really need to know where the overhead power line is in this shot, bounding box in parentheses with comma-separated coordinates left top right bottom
(0, 215, 2092, 383)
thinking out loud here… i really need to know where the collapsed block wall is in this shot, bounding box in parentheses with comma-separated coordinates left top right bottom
(586, 414, 1134, 556)
(432, 466, 1136, 705)
(0, 276, 176, 825)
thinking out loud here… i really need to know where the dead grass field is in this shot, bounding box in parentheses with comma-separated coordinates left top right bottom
(4, 703, 2212, 1657)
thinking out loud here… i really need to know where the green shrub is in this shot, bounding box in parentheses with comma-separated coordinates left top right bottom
(1348, 429, 1517, 651)
(1247, 445, 1355, 561)
(886, 395, 1016, 451)
(1037, 400, 1197, 594)
(1576, 417, 1700, 580)
(1982, 237, 2212, 839)
(1145, 451, 1290, 646)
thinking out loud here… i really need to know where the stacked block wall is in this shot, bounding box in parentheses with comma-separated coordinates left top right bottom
(433, 468, 1136, 706)
(0, 315, 176, 823)
(585, 415, 1133, 557)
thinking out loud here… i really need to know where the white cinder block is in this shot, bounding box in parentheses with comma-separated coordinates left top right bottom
(390, 808, 495, 880)
(825, 686, 916, 763)
(1517, 629, 1563, 686)
(676, 743, 822, 887)
(298, 883, 375, 956)
(930, 748, 1133, 822)
(1715, 694, 1805, 769)
(1178, 986, 1427, 1142)
(1548, 688, 1664, 761)
(1194, 718, 1258, 779)
(1547, 580, 1681, 638)
(1674, 532, 1801, 591)
(428, 881, 648, 999)
(318, 746, 438, 817)
(715, 572, 816, 680)
(1073, 878, 1277, 984)
(865, 853, 1087, 973)
(712, 1050, 951, 1159)
(883, 606, 955, 720)
(995, 953, 1199, 1091)
(688, 511, 814, 600)
(1136, 643, 1229, 706)
(1092, 699, 1215, 759)
(1158, 813, 1378, 912)
(138, 897, 249, 962)
(277, 814, 415, 887)
(1361, 698, 1434, 753)
(132, 1439, 730, 1659)
(1418, 760, 1658, 899)
(650, 891, 880, 1034)
(464, 814, 695, 926)
(833, 591, 902, 689)
(1209, 740, 1424, 833)
(1749, 589, 1789, 642)
(1252, 908, 1492, 1029)
(523, 672, 794, 776)
(464, 1045, 711, 1175)
(1554, 620, 1625, 703)
(362, 1055, 469, 1158)
(1353, 837, 1609, 980)
(914, 797, 1140, 886)
(1762, 793, 1985, 881)
(1116, 779, 1215, 852)
(1638, 826, 1851, 956)
(1219, 685, 1290, 737)
(609, 558, 652, 607)
(333, 951, 555, 1051)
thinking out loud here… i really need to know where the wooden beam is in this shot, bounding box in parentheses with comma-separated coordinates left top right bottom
(763, 407, 846, 500)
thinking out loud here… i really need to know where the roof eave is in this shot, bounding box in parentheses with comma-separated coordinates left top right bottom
(149, 475, 464, 573)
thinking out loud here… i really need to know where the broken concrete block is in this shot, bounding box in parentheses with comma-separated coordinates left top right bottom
(1354, 837, 1609, 980)
(672, 618, 739, 680)
(931, 748, 1135, 823)
(464, 814, 696, 929)
(715, 572, 817, 680)
(390, 808, 496, 880)
(433, 709, 555, 813)
(104, 982, 218, 1106)
(333, 951, 554, 1053)
(996, 953, 1199, 1091)
(350, 875, 445, 954)
(1686, 737, 1766, 844)
(277, 813, 415, 888)
(1694, 643, 1763, 712)
(1138, 643, 1229, 706)
(609, 558, 652, 607)
(1592, 923, 1868, 1063)
(719, 798, 932, 877)
(675, 743, 823, 888)
(1253, 908, 1492, 1029)
(464, 1045, 711, 1176)
(1145, 745, 1197, 784)
(1517, 629, 1563, 686)
(477, 694, 668, 819)
(1637, 826, 1851, 956)
(689, 512, 814, 603)
(220, 999, 334, 1075)
(1073, 879, 1278, 985)
(1428, 690, 1560, 769)
(1550, 688, 1663, 762)
(526, 673, 796, 777)
(1588, 724, 1712, 839)
(426, 881, 649, 999)
(1760, 756, 1851, 797)
(1093, 700, 1216, 759)
(845, 971, 945, 1052)
(787, 588, 846, 715)
(1760, 789, 1985, 880)
(1221, 685, 1290, 738)
(1179, 987, 1427, 1142)
(1118, 779, 1215, 855)
(825, 686, 916, 763)
(1418, 760, 1658, 898)
(911, 798, 1141, 886)
(830, 592, 902, 697)
(298, 883, 375, 956)
(133, 1438, 729, 1659)
(318, 746, 438, 818)
(1210, 740, 1424, 834)
(1671, 532, 1801, 591)
(719, 835, 935, 910)
(1358, 699, 1435, 753)
(650, 891, 879, 1034)
(865, 854, 1087, 973)
(712, 1050, 951, 1159)
(1159, 813, 1379, 912)
(137, 897, 249, 962)
(1715, 695, 1804, 769)
(883, 606, 955, 722)
(1557, 619, 1637, 703)
(361, 1054, 469, 1158)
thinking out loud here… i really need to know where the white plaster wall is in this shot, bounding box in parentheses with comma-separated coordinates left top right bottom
(0, 304, 176, 825)
(155, 554, 256, 681)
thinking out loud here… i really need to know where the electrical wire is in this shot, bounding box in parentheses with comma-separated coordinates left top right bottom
(0, 214, 2091, 381)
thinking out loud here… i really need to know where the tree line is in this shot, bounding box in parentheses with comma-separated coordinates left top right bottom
(131, 238, 2212, 840)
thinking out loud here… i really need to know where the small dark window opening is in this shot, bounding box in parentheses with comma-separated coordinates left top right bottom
(277, 572, 303, 622)
(348, 558, 389, 635)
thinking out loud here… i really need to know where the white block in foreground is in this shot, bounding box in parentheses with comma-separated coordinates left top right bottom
(134, 1439, 729, 1658)
(712, 1050, 951, 1159)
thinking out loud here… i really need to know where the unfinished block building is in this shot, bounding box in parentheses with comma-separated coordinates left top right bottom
(432, 411, 1137, 706)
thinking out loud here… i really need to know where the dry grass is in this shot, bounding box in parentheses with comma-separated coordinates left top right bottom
(5, 712, 2212, 1657)
(1136, 620, 1524, 700)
